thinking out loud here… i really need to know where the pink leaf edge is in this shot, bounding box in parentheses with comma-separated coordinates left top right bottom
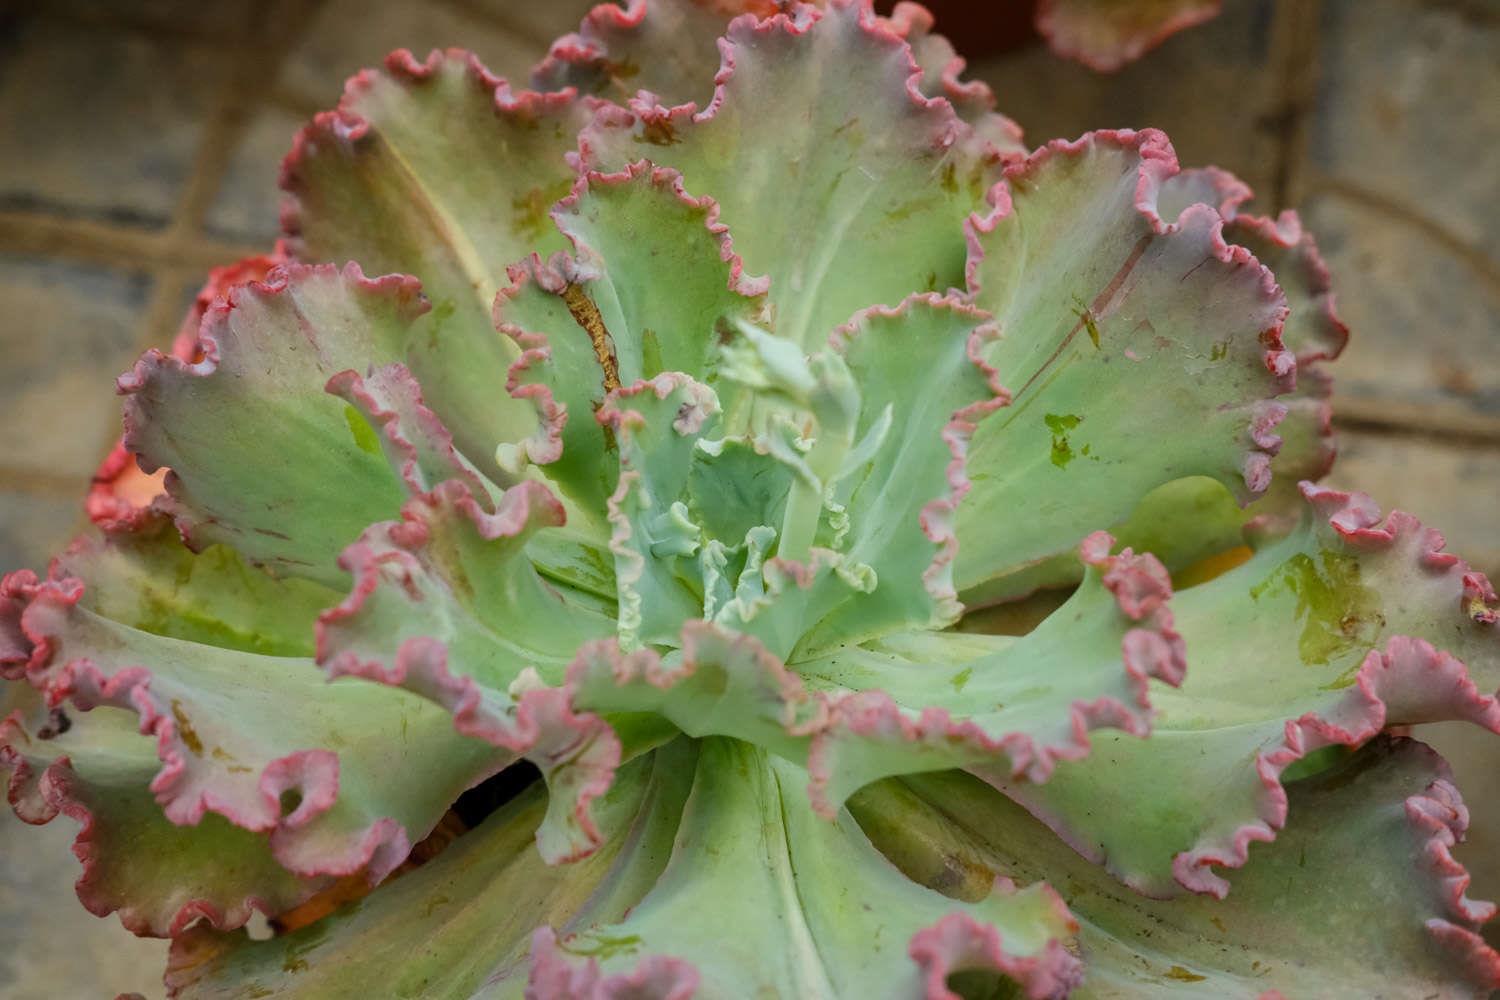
(964, 127, 1296, 499)
(908, 907, 1083, 1000)
(279, 47, 584, 259)
(526, 926, 700, 1000)
(0, 710, 313, 938)
(116, 260, 429, 553)
(316, 478, 621, 865)
(0, 567, 410, 932)
(1174, 482, 1500, 901)
(808, 531, 1186, 814)
(572, 0, 1003, 177)
(828, 292, 1009, 626)
(1035, 0, 1224, 74)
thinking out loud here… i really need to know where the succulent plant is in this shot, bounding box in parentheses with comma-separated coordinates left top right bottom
(4, 1, 1497, 998)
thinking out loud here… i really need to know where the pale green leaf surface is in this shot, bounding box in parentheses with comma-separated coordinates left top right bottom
(578, 1, 1002, 351)
(984, 487, 1500, 897)
(955, 130, 1290, 597)
(875, 737, 1496, 999)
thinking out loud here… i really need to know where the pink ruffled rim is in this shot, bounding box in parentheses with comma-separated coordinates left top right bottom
(116, 261, 429, 554)
(828, 292, 1009, 627)
(0, 710, 320, 938)
(964, 127, 1296, 499)
(908, 907, 1083, 1000)
(0, 566, 415, 934)
(572, 0, 999, 177)
(1174, 482, 1500, 901)
(325, 362, 493, 503)
(316, 478, 621, 864)
(90, 253, 287, 535)
(1035, 0, 1223, 73)
(527, 926, 701, 1000)
(279, 47, 585, 260)
(808, 530, 1187, 813)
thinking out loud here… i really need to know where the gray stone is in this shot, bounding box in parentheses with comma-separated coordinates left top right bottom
(0, 811, 169, 1000)
(0, 255, 151, 483)
(0, 19, 220, 228)
(203, 105, 307, 246)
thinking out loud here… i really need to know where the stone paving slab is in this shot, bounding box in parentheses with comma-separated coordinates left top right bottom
(0, 254, 151, 483)
(0, 18, 220, 228)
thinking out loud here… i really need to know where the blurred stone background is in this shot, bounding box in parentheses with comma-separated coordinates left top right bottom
(0, 0, 1495, 996)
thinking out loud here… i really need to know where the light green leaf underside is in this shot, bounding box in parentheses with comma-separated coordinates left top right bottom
(988, 492, 1500, 897)
(866, 737, 1491, 999)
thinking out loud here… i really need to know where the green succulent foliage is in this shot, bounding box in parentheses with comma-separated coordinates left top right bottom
(2, 2, 1497, 999)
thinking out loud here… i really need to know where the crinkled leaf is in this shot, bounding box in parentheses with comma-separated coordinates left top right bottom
(0, 561, 508, 918)
(578, 0, 1003, 350)
(121, 263, 428, 586)
(1, 685, 324, 937)
(496, 163, 765, 518)
(283, 50, 589, 479)
(956, 129, 1293, 601)
(797, 533, 1184, 811)
(986, 484, 1500, 897)
(318, 479, 621, 863)
(866, 736, 1499, 998)
(163, 748, 689, 999)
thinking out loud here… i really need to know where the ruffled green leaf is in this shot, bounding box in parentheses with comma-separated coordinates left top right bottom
(798, 533, 1184, 811)
(318, 479, 621, 863)
(496, 163, 765, 524)
(955, 129, 1293, 602)
(578, 0, 1003, 351)
(163, 749, 689, 999)
(1, 684, 324, 937)
(1, 550, 508, 927)
(864, 736, 1498, 998)
(282, 50, 590, 480)
(985, 484, 1500, 897)
(120, 263, 432, 585)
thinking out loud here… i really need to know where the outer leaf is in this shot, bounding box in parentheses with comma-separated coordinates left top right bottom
(164, 749, 692, 999)
(282, 49, 590, 479)
(1, 685, 324, 938)
(0, 562, 508, 909)
(879, 1, 1027, 159)
(532, 738, 1083, 999)
(1036, 0, 1223, 72)
(868, 737, 1500, 998)
(955, 129, 1293, 600)
(120, 263, 426, 586)
(532, 0, 756, 107)
(317, 479, 620, 862)
(986, 484, 1500, 897)
(577, 0, 1004, 351)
